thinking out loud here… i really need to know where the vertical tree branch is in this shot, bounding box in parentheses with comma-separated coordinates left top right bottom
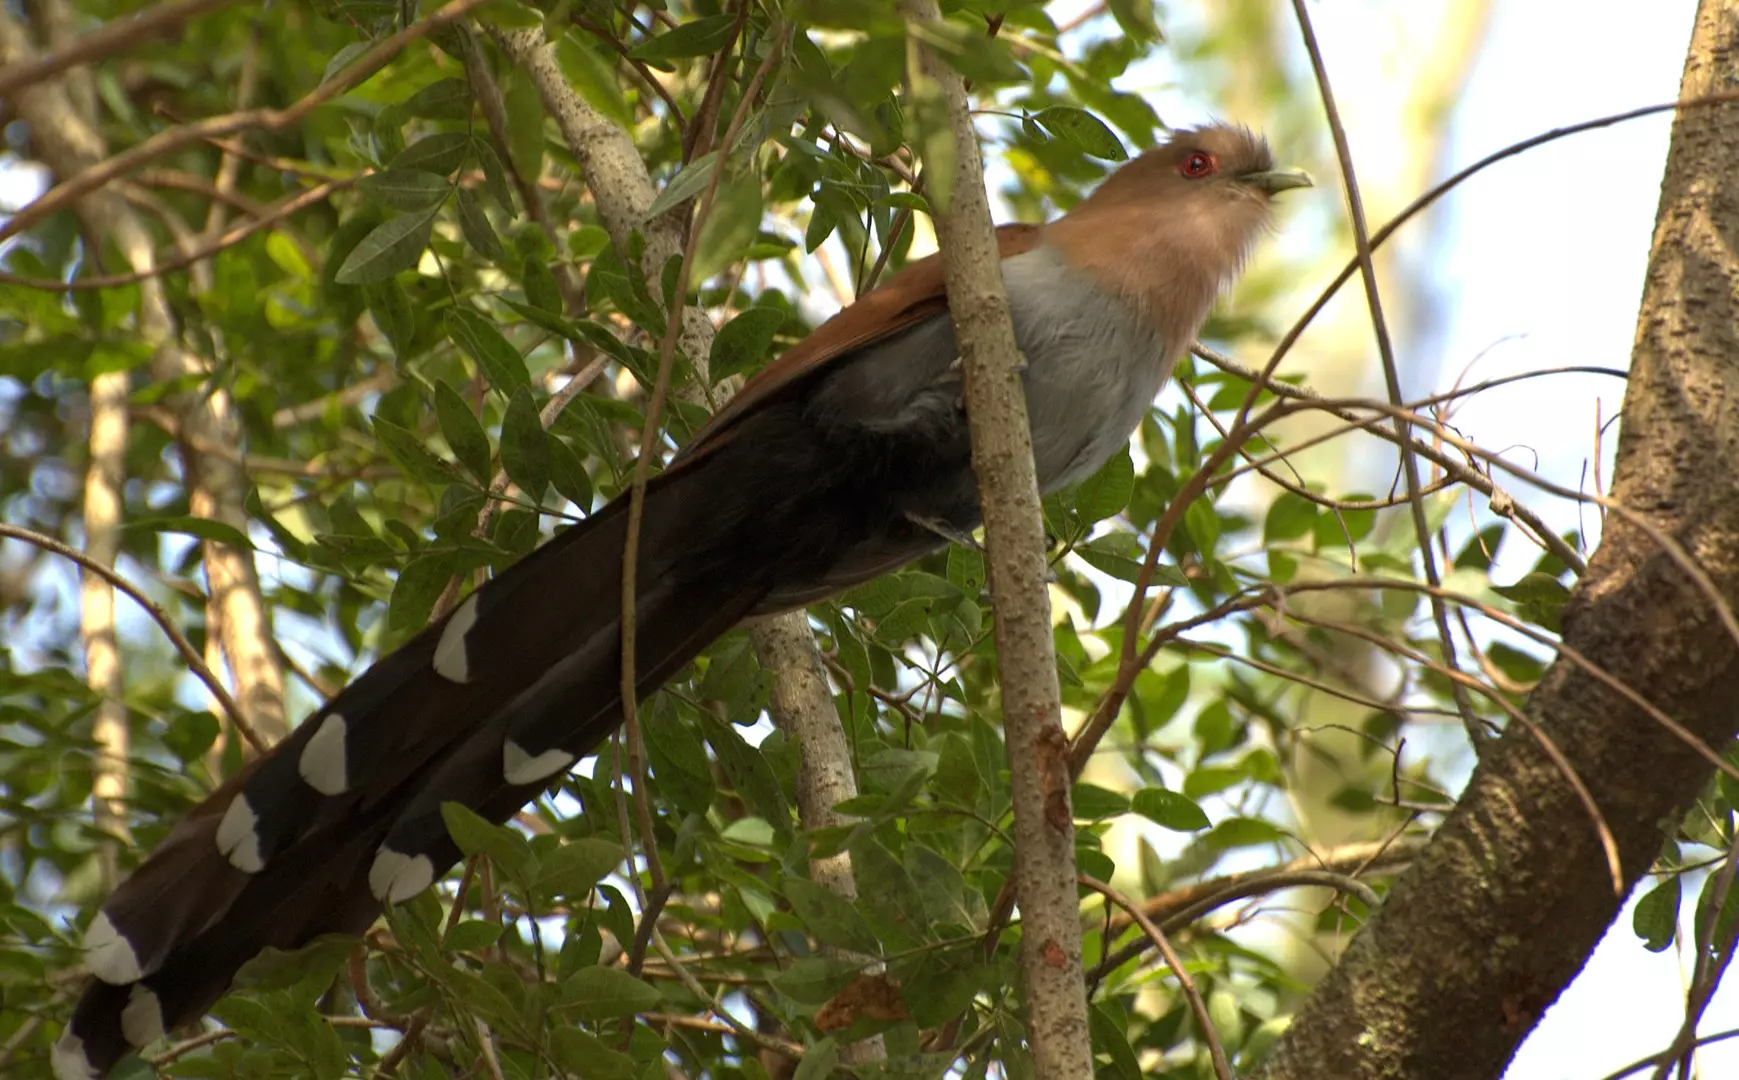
(897, 4, 1091, 1077)
(1258, 2, 1739, 1075)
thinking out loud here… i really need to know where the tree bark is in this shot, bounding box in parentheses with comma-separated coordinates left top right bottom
(1258, 4, 1739, 1076)
(898, 4, 1091, 1077)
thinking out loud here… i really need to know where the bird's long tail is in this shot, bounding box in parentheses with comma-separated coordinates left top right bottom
(56, 448, 773, 1078)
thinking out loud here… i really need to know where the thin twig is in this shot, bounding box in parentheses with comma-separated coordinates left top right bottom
(1080, 874, 1235, 1080)
(618, 23, 788, 977)
(1289, 0, 1485, 750)
(0, 0, 237, 98)
(0, 522, 256, 748)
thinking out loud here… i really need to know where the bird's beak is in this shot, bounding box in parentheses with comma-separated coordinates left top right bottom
(1241, 168, 1314, 195)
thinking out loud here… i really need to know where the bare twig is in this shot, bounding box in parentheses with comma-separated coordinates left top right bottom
(0, 523, 257, 749)
(1080, 875, 1234, 1080)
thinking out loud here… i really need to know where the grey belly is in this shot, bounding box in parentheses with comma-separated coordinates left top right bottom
(1003, 247, 1172, 491)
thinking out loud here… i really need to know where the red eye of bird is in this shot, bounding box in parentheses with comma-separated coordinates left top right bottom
(1179, 151, 1217, 179)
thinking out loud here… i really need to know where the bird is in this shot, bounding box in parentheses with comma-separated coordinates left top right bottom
(53, 123, 1308, 1079)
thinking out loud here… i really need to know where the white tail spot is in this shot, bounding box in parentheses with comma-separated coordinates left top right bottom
(216, 793, 265, 873)
(50, 1031, 97, 1080)
(368, 847, 435, 904)
(433, 594, 480, 682)
(121, 985, 166, 1047)
(82, 912, 142, 984)
(298, 712, 349, 795)
(504, 740, 578, 785)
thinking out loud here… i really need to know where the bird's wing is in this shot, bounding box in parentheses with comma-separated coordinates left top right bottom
(679, 222, 1045, 462)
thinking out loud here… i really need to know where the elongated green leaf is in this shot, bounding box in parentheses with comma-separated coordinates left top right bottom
(630, 14, 736, 62)
(125, 515, 253, 551)
(561, 965, 661, 1019)
(372, 416, 458, 484)
(1034, 105, 1128, 161)
(403, 77, 473, 120)
(1131, 788, 1210, 832)
(522, 256, 563, 314)
(455, 187, 504, 262)
(391, 132, 471, 175)
(785, 876, 881, 955)
(440, 801, 533, 878)
(644, 150, 718, 220)
(357, 169, 449, 213)
(499, 386, 550, 499)
(334, 209, 435, 284)
(709, 305, 784, 383)
(448, 309, 530, 394)
(434, 380, 493, 485)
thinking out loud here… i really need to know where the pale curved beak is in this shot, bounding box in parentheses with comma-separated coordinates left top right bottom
(1241, 168, 1314, 195)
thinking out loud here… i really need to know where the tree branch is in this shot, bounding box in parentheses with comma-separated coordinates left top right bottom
(898, 3, 1090, 1077)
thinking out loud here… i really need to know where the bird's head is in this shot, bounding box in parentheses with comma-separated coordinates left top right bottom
(1049, 123, 1310, 324)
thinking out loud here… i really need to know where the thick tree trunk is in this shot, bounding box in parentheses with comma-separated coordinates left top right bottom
(1258, 4, 1739, 1077)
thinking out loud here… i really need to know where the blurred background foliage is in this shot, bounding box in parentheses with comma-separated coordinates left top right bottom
(0, 1, 1696, 1078)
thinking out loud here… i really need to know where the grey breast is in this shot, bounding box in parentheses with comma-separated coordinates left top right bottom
(1002, 245, 1171, 492)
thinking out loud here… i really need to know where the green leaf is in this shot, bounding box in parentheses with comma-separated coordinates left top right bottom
(125, 515, 253, 551)
(334, 209, 436, 284)
(455, 187, 505, 262)
(701, 712, 789, 833)
(1033, 106, 1128, 161)
(404, 77, 473, 120)
(523, 256, 563, 314)
(709, 306, 785, 383)
(1131, 788, 1210, 832)
(645, 150, 719, 220)
(391, 132, 472, 175)
(448, 309, 531, 394)
(561, 965, 661, 1019)
(550, 1028, 636, 1080)
(1634, 876, 1680, 952)
(389, 553, 457, 631)
(444, 919, 503, 951)
(547, 434, 594, 510)
(474, 137, 516, 212)
(1074, 447, 1133, 523)
(500, 386, 550, 500)
(1071, 783, 1130, 820)
(536, 838, 623, 899)
(785, 876, 881, 955)
(373, 416, 459, 484)
(693, 172, 762, 281)
(1203, 816, 1288, 850)
(1090, 1003, 1142, 1080)
(435, 380, 493, 485)
(1264, 491, 1317, 543)
(630, 15, 737, 62)
(357, 169, 449, 213)
(770, 956, 859, 1005)
(440, 801, 533, 878)
(502, 69, 545, 184)
(643, 703, 715, 815)
(793, 1038, 839, 1080)
(805, 200, 838, 253)
(363, 279, 416, 357)
(321, 41, 371, 85)
(1494, 572, 1572, 633)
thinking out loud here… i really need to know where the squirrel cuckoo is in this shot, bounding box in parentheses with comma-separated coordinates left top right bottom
(54, 123, 1307, 1078)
